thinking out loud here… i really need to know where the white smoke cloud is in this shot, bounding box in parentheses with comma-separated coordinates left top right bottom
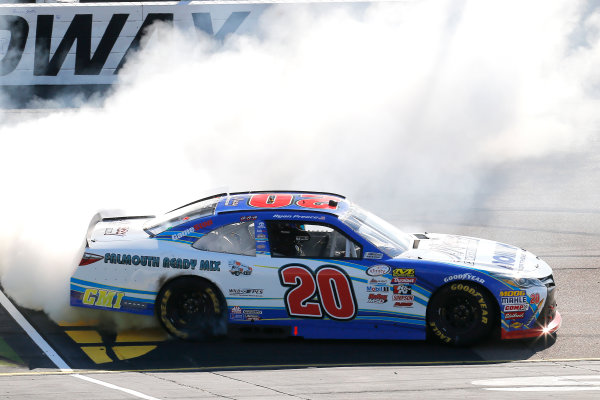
(0, 0, 598, 326)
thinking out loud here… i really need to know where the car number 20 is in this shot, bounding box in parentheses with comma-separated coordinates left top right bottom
(278, 264, 357, 321)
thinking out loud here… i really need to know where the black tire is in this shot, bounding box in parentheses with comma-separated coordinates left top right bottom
(156, 277, 227, 340)
(427, 281, 496, 346)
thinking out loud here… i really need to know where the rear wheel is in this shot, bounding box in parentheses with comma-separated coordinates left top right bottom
(427, 281, 496, 346)
(156, 278, 227, 340)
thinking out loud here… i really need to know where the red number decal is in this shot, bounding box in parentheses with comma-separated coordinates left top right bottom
(249, 193, 293, 208)
(279, 265, 322, 318)
(316, 266, 357, 320)
(296, 194, 339, 210)
(279, 264, 357, 320)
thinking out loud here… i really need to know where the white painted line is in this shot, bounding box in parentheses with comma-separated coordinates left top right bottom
(0, 288, 163, 400)
(0, 289, 72, 371)
(473, 375, 600, 392)
(486, 387, 600, 392)
(73, 374, 163, 400)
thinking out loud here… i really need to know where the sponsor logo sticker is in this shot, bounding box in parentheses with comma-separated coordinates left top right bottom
(504, 304, 529, 312)
(390, 277, 417, 284)
(364, 252, 384, 260)
(366, 286, 390, 293)
(393, 294, 413, 301)
(366, 265, 391, 276)
(393, 301, 413, 308)
(393, 285, 412, 295)
(367, 293, 388, 304)
(504, 311, 525, 320)
(228, 289, 264, 297)
(392, 268, 415, 277)
(369, 277, 389, 286)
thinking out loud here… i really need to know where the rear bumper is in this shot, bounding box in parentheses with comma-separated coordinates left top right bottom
(501, 310, 561, 339)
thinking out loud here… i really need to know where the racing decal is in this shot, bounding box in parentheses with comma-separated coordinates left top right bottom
(228, 288, 264, 297)
(279, 264, 357, 321)
(366, 265, 390, 276)
(530, 293, 540, 303)
(104, 253, 160, 267)
(255, 221, 270, 255)
(247, 194, 340, 210)
(366, 286, 390, 292)
(368, 277, 389, 286)
(367, 293, 387, 304)
(230, 307, 263, 321)
(364, 252, 383, 260)
(101, 253, 220, 271)
(443, 272, 484, 284)
(104, 226, 129, 236)
(392, 268, 415, 277)
(229, 260, 252, 275)
(393, 285, 412, 295)
(505, 311, 525, 320)
(82, 288, 125, 309)
(249, 194, 293, 208)
(492, 243, 519, 269)
(391, 277, 417, 284)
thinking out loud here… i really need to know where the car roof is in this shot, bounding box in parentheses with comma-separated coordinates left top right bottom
(213, 191, 349, 216)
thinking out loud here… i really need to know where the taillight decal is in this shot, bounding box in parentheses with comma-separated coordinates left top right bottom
(79, 253, 104, 266)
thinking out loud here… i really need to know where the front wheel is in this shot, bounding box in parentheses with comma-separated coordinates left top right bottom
(427, 282, 496, 346)
(156, 278, 227, 340)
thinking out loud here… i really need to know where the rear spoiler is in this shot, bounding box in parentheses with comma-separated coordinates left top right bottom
(85, 212, 155, 246)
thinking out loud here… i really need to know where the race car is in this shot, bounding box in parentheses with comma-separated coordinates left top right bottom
(70, 191, 561, 345)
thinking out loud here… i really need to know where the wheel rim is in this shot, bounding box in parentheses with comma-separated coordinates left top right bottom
(168, 288, 214, 330)
(441, 293, 480, 332)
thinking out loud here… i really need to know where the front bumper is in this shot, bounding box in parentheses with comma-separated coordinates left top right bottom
(501, 283, 561, 340)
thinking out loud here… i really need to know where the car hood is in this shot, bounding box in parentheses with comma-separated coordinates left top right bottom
(401, 233, 552, 278)
(89, 217, 152, 243)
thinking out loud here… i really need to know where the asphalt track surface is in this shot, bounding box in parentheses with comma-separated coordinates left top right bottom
(1, 110, 599, 398)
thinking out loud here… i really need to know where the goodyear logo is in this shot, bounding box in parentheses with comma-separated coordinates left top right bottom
(393, 268, 415, 277)
(500, 290, 525, 297)
(82, 289, 125, 309)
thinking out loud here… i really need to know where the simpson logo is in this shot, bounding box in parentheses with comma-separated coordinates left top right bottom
(504, 304, 529, 312)
(391, 277, 416, 284)
(393, 295, 413, 301)
(366, 265, 391, 276)
(392, 268, 415, 277)
(393, 285, 411, 295)
(367, 294, 387, 304)
(366, 286, 390, 293)
(504, 311, 525, 320)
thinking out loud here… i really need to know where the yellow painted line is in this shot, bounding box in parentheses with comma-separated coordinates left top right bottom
(80, 347, 113, 364)
(1, 357, 600, 377)
(65, 330, 103, 344)
(115, 329, 167, 343)
(58, 320, 99, 327)
(113, 346, 157, 361)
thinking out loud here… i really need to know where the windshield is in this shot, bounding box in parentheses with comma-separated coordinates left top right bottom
(339, 204, 412, 258)
(144, 197, 220, 236)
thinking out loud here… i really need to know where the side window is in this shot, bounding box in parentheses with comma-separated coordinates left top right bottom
(192, 221, 255, 256)
(266, 221, 362, 259)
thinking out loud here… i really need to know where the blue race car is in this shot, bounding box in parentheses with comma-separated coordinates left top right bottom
(71, 191, 561, 345)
